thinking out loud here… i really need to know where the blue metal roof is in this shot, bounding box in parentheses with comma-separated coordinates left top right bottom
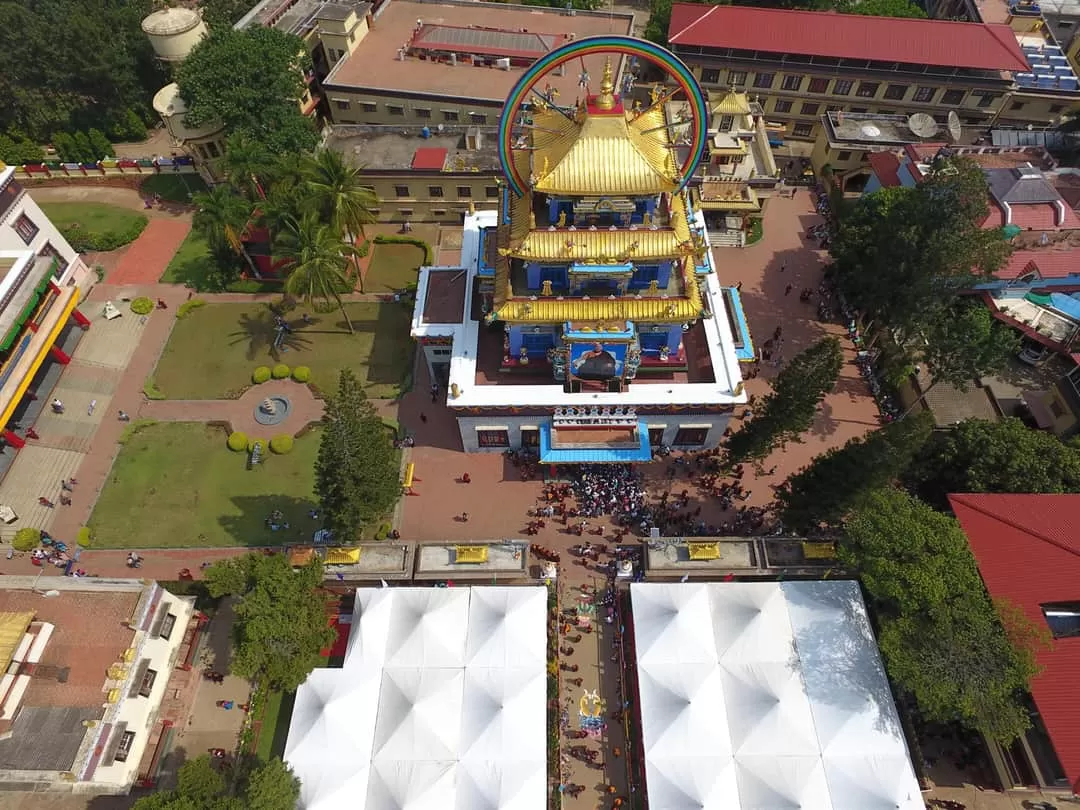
(726, 287, 756, 362)
(539, 421, 654, 464)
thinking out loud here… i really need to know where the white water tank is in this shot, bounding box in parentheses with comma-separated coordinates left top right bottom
(141, 7, 208, 63)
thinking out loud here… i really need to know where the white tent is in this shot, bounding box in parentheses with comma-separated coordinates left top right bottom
(286, 587, 548, 810)
(631, 581, 924, 810)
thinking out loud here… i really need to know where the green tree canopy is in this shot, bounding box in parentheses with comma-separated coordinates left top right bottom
(842, 487, 1049, 743)
(176, 26, 318, 155)
(831, 157, 1011, 343)
(726, 337, 843, 463)
(775, 411, 934, 532)
(316, 369, 402, 542)
(204, 553, 334, 692)
(840, 0, 926, 16)
(132, 755, 299, 810)
(907, 416, 1080, 507)
(278, 215, 360, 332)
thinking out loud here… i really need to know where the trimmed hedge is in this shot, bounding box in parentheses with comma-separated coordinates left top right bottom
(227, 431, 248, 452)
(77, 527, 93, 548)
(269, 434, 294, 454)
(13, 528, 41, 552)
(292, 366, 311, 383)
(177, 298, 206, 319)
(373, 234, 434, 265)
(252, 366, 272, 384)
(130, 297, 153, 315)
(271, 364, 291, 379)
(59, 216, 147, 252)
(374, 522, 392, 541)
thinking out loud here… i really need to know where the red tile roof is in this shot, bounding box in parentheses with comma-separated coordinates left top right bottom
(950, 493, 1080, 792)
(867, 152, 903, 188)
(668, 5, 1030, 73)
(411, 147, 448, 171)
(996, 248, 1080, 280)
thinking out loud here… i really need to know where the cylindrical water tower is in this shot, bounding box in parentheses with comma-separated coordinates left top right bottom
(141, 6, 207, 64)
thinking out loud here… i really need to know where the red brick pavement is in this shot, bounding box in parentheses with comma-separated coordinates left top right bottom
(141, 378, 325, 436)
(109, 219, 192, 286)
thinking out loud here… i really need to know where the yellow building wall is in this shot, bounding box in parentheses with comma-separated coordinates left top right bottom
(367, 174, 501, 223)
(324, 88, 502, 126)
(319, 13, 369, 63)
(996, 90, 1074, 127)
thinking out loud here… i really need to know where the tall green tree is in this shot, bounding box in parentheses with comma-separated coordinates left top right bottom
(843, 488, 1050, 743)
(204, 553, 334, 692)
(831, 157, 1011, 343)
(303, 149, 377, 291)
(221, 133, 276, 201)
(176, 26, 318, 155)
(278, 215, 360, 333)
(903, 298, 1019, 416)
(192, 185, 254, 256)
(132, 755, 300, 810)
(316, 369, 402, 542)
(726, 337, 843, 463)
(775, 410, 934, 532)
(243, 757, 302, 810)
(907, 416, 1080, 507)
(840, 0, 926, 16)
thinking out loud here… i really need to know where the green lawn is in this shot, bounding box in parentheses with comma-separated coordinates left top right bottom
(87, 422, 320, 549)
(160, 229, 213, 284)
(38, 202, 146, 235)
(140, 173, 208, 203)
(364, 243, 425, 293)
(255, 690, 293, 761)
(153, 301, 413, 399)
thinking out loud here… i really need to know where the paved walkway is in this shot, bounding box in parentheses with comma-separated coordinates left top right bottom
(142, 378, 325, 436)
(109, 219, 192, 286)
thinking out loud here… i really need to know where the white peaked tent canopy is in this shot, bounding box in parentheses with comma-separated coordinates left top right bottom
(285, 587, 547, 810)
(631, 581, 924, 810)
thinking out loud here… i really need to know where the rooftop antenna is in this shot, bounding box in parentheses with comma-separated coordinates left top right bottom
(947, 110, 962, 142)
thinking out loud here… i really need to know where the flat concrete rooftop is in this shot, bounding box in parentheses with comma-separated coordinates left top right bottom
(326, 0, 634, 101)
(327, 127, 501, 170)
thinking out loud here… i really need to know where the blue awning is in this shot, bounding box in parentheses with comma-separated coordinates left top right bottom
(1049, 293, 1080, 323)
(539, 421, 654, 464)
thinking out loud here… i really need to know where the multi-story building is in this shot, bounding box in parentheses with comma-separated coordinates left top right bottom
(666, 4, 1038, 143)
(411, 43, 748, 455)
(0, 165, 91, 456)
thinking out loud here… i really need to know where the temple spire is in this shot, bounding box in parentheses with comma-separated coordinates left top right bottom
(596, 57, 615, 111)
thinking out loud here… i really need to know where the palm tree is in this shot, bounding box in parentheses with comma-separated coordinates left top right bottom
(276, 214, 360, 333)
(257, 184, 305, 242)
(303, 149, 377, 290)
(220, 133, 274, 201)
(192, 185, 253, 256)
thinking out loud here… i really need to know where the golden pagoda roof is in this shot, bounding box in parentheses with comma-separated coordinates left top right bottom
(711, 90, 752, 116)
(507, 227, 684, 263)
(528, 105, 679, 197)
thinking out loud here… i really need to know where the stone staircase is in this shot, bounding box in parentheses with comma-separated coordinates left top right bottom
(708, 230, 745, 248)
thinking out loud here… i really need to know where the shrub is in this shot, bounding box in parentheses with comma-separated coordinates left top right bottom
(77, 527, 93, 548)
(357, 239, 371, 258)
(271, 364, 291, 379)
(59, 215, 148, 252)
(93, 264, 106, 283)
(130, 297, 153, 315)
(177, 298, 206, 319)
(12, 528, 41, 552)
(227, 431, 248, 452)
(269, 434, 294, 454)
(291, 366, 311, 383)
(252, 366, 272, 384)
(373, 234, 434, 265)
(225, 278, 279, 294)
(374, 522, 392, 541)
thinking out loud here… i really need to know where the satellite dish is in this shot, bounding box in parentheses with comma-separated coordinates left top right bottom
(908, 113, 940, 138)
(947, 110, 962, 142)
(42, 590, 60, 599)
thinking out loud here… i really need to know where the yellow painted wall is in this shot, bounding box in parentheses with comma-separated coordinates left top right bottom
(367, 174, 501, 222)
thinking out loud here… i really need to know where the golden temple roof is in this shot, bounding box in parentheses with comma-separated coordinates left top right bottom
(507, 227, 684, 263)
(711, 90, 752, 117)
(528, 105, 680, 197)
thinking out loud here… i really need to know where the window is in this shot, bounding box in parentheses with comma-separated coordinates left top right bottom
(883, 83, 908, 100)
(793, 122, 814, 137)
(159, 613, 177, 640)
(1010, 101, 1025, 111)
(701, 68, 721, 84)
(774, 100, 793, 113)
(415, 107, 432, 119)
(428, 186, 444, 198)
(398, 208, 413, 216)
(432, 208, 448, 216)
(856, 81, 879, 98)
(360, 101, 377, 113)
(718, 114, 734, 131)
(394, 185, 409, 198)
(1041, 602, 1080, 639)
(456, 186, 472, 198)
(673, 427, 709, 446)
(753, 72, 775, 89)
(521, 428, 540, 448)
(477, 429, 509, 448)
(469, 112, 487, 124)
(836, 151, 852, 161)
(913, 86, 936, 103)
(485, 186, 500, 198)
(781, 74, 803, 91)
(801, 102, 819, 116)
(849, 107, 868, 114)
(727, 70, 747, 86)
(138, 668, 158, 698)
(13, 213, 37, 244)
(38, 242, 67, 278)
(114, 731, 136, 763)
(808, 77, 829, 93)
(939, 89, 964, 105)
(387, 105, 405, 116)
(1050, 103, 1066, 113)
(832, 79, 853, 96)
(976, 93, 998, 108)
(334, 99, 351, 110)
(443, 109, 459, 122)
(647, 427, 666, 446)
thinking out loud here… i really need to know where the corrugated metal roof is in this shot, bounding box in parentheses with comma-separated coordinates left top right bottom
(508, 228, 684, 262)
(711, 91, 752, 116)
(668, 4, 1030, 73)
(950, 493, 1080, 793)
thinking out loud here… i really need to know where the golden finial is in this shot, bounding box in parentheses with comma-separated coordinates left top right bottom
(597, 57, 616, 111)
(529, 210, 537, 229)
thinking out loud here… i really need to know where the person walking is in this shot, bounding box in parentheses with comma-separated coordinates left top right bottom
(51, 399, 64, 414)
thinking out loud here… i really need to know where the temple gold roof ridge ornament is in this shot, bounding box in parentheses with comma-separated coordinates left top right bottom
(596, 56, 616, 111)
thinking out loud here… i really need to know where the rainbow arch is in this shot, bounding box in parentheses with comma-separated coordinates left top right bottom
(497, 35, 708, 198)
